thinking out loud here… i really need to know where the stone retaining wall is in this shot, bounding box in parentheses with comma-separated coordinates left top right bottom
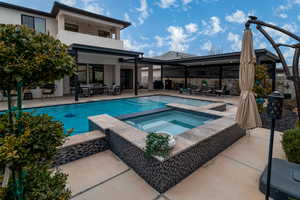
(54, 131, 109, 166)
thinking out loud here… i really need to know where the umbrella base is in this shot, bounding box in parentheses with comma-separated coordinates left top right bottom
(259, 158, 300, 200)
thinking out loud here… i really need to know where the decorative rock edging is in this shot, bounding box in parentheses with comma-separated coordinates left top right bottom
(107, 124, 244, 193)
(54, 130, 109, 166)
(88, 103, 245, 193)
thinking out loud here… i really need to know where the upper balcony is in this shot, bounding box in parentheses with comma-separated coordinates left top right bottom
(57, 30, 124, 49)
(56, 11, 125, 49)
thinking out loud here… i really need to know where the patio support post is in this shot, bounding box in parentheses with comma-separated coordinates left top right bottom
(219, 66, 223, 89)
(148, 65, 154, 90)
(184, 66, 188, 88)
(271, 64, 276, 91)
(161, 65, 164, 81)
(74, 49, 79, 101)
(134, 56, 138, 95)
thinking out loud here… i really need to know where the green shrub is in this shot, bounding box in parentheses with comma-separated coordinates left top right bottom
(0, 113, 70, 199)
(0, 113, 67, 167)
(296, 120, 300, 128)
(144, 133, 170, 158)
(282, 128, 300, 164)
(5, 165, 71, 200)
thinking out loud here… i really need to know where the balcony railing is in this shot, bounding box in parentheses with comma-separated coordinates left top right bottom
(57, 30, 124, 49)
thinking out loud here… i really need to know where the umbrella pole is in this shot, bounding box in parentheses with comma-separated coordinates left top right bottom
(265, 118, 275, 200)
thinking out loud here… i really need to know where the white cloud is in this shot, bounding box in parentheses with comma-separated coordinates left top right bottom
(182, 0, 193, 4)
(201, 16, 224, 35)
(124, 13, 130, 21)
(60, 0, 76, 6)
(202, 41, 213, 51)
(137, 0, 149, 25)
(147, 50, 156, 57)
(81, 0, 104, 14)
(124, 39, 148, 51)
(124, 13, 136, 26)
(283, 48, 295, 65)
(227, 32, 241, 51)
(154, 23, 198, 52)
(167, 26, 189, 51)
(185, 23, 198, 33)
(155, 35, 165, 47)
(225, 10, 247, 24)
(158, 0, 177, 8)
(298, 15, 300, 21)
(278, 13, 288, 19)
(275, 0, 300, 17)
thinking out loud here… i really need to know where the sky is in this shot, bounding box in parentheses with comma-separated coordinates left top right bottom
(4, 0, 300, 63)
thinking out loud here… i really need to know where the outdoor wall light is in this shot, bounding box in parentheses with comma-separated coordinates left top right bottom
(265, 91, 284, 200)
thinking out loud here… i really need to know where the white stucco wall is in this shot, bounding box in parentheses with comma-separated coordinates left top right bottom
(57, 30, 123, 49)
(0, 6, 128, 97)
(0, 7, 58, 36)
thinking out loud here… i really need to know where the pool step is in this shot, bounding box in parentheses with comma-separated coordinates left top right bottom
(55, 130, 109, 166)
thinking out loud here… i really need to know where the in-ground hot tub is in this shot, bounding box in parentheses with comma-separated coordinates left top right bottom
(89, 102, 245, 193)
(124, 109, 220, 135)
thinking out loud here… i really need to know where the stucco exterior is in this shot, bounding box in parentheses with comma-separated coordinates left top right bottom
(0, 2, 134, 99)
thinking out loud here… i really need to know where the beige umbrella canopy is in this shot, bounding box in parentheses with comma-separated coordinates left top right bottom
(235, 29, 262, 129)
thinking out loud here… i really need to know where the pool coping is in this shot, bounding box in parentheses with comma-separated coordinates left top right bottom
(0, 93, 218, 112)
(88, 102, 235, 162)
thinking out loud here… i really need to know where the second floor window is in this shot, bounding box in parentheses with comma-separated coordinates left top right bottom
(65, 23, 79, 32)
(21, 15, 46, 33)
(98, 30, 111, 38)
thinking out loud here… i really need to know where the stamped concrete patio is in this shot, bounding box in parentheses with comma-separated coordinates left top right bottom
(0, 91, 284, 199)
(58, 127, 285, 200)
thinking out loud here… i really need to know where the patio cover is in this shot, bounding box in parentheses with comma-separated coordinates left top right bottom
(235, 29, 262, 129)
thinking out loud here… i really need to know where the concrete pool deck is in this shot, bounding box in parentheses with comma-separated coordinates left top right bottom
(0, 90, 240, 111)
(57, 127, 285, 200)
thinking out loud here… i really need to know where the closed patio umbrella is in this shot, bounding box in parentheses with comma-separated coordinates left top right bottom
(235, 29, 262, 129)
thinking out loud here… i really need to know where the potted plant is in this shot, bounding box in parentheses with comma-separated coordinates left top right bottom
(144, 132, 176, 158)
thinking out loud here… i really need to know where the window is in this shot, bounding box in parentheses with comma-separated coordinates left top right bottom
(78, 65, 87, 83)
(34, 17, 46, 33)
(65, 23, 79, 32)
(21, 15, 46, 33)
(72, 64, 104, 84)
(89, 65, 104, 83)
(98, 30, 111, 38)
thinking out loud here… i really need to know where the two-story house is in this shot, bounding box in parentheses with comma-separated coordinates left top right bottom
(0, 1, 143, 98)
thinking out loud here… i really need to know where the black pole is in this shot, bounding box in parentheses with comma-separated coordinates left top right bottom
(271, 64, 276, 92)
(219, 66, 223, 89)
(161, 65, 164, 81)
(134, 57, 138, 95)
(74, 49, 79, 101)
(184, 66, 188, 88)
(265, 118, 276, 200)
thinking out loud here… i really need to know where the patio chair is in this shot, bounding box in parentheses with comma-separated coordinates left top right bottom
(200, 85, 214, 96)
(79, 87, 91, 97)
(215, 85, 228, 96)
(41, 84, 56, 98)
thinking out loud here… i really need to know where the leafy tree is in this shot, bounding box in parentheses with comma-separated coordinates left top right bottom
(0, 24, 76, 200)
(253, 65, 272, 112)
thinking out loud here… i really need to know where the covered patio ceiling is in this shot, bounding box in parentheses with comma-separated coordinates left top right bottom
(120, 48, 280, 91)
(120, 49, 279, 67)
(69, 44, 280, 99)
(69, 44, 144, 99)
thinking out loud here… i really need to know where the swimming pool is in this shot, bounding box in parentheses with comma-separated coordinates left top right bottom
(124, 110, 218, 135)
(10, 95, 211, 135)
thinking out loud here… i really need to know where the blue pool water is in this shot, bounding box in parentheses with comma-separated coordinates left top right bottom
(125, 110, 218, 135)
(3, 95, 211, 135)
